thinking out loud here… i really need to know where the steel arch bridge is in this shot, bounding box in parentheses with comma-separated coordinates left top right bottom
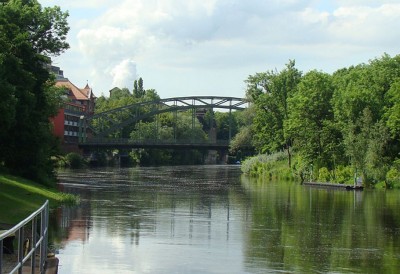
(79, 96, 248, 149)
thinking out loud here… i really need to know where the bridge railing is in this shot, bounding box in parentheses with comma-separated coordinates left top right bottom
(0, 200, 49, 274)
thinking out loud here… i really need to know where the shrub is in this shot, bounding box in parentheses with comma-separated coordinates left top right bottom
(333, 165, 353, 184)
(386, 167, 400, 189)
(52, 155, 67, 168)
(318, 167, 330, 182)
(241, 151, 295, 181)
(66, 153, 85, 169)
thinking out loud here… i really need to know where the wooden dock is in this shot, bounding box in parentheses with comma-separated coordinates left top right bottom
(303, 182, 363, 190)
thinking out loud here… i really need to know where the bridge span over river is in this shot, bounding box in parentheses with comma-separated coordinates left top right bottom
(78, 96, 248, 150)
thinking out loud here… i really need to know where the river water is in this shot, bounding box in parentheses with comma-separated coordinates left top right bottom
(53, 165, 400, 273)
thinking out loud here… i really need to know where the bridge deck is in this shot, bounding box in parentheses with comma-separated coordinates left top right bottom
(79, 139, 231, 150)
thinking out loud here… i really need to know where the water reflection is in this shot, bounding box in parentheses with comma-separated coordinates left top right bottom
(241, 176, 400, 274)
(53, 166, 400, 273)
(55, 166, 251, 273)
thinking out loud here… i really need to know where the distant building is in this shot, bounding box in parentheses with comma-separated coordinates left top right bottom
(50, 66, 96, 153)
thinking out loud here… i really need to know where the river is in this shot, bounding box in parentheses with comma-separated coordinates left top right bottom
(53, 165, 400, 273)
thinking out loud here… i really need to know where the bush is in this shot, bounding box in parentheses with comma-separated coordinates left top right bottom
(53, 155, 67, 168)
(333, 165, 353, 184)
(241, 151, 287, 175)
(386, 167, 400, 189)
(241, 152, 295, 181)
(66, 153, 85, 169)
(318, 167, 330, 182)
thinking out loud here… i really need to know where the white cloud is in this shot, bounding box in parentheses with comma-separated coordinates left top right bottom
(111, 59, 137, 89)
(46, 0, 400, 97)
(40, 0, 114, 9)
(330, 3, 400, 46)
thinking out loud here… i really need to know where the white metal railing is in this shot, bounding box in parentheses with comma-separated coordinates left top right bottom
(0, 200, 49, 274)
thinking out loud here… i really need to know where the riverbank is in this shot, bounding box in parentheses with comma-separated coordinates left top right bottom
(0, 174, 77, 225)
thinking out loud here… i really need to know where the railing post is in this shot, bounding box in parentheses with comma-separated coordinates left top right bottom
(17, 227, 24, 274)
(40, 201, 49, 273)
(0, 238, 3, 274)
(31, 217, 37, 273)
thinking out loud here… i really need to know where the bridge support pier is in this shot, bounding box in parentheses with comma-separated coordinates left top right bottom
(218, 149, 229, 164)
(204, 150, 218, 164)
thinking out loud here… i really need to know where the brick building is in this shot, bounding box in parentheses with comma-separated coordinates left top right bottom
(50, 67, 96, 153)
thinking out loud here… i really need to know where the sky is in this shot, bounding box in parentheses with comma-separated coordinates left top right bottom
(40, 0, 400, 98)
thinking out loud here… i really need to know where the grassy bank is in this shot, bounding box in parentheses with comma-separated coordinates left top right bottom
(241, 152, 400, 188)
(0, 174, 77, 225)
(241, 152, 296, 181)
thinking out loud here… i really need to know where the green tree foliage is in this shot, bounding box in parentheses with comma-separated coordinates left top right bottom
(129, 120, 173, 166)
(94, 83, 160, 138)
(142, 88, 159, 102)
(129, 111, 208, 165)
(250, 60, 302, 166)
(286, 70, 339, 170)
(344, 109, 390, 186)
(0, 0, 69, 183)
(214, 112, 238, 140)
(133, 77, 145, 98)
(246, 54, 400, 187)
(65, 152, 85, 168)
(385, 79, 400, 138)
(130, 111, 207, 142)
(229, 125, 253, 154)
(332, 54, 400, 185)
(229, 107, 256, 156)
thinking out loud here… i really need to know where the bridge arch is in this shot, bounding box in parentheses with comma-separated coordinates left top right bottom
(81, 96, 248, 149)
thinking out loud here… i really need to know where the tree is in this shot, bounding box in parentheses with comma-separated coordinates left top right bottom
(228, 107, 255, 155)
(344, 109, 390, 186)
(243, 54, 400, 185)
(129, 111, 207, 165)
(286, 70, 338, 170)
(229, 125, 253, 154)
(250, 60, 302, 167)
(385, 79, 400, 138)
(0, 0, 69, 183)
(138, 78, 144, 96)
(332, 54, 400, 183)
(142, 88, 160, 102)
(94, 90, 137, 138)
(244, 72, 267, 102)
(214, 112, 238, 140)
(133, 77, 145, 98)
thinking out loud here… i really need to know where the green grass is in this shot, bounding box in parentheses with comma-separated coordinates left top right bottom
(0, 174, 78, 225)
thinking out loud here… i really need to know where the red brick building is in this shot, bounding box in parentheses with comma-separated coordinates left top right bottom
(50, 67, 96, 152)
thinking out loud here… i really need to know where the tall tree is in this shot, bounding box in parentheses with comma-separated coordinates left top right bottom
(286, 70, 339, 170)
(332, 54, 400, 184)
(133, 77, 145, 98)
(138, 77, 144, 97)
(0, 0, 69, 183)
(385, 79, 400, 138)
(133, 80, 138, 97)
(344, 109, 390, 186)
(250, 60, 302, 166)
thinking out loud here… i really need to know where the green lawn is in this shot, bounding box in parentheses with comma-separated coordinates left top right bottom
(0, 174, 77, 225)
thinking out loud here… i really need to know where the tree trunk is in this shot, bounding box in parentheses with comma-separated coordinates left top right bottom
(287, 144, 291, 168)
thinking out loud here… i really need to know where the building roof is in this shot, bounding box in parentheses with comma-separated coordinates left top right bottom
(55, 79, 96, 101)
